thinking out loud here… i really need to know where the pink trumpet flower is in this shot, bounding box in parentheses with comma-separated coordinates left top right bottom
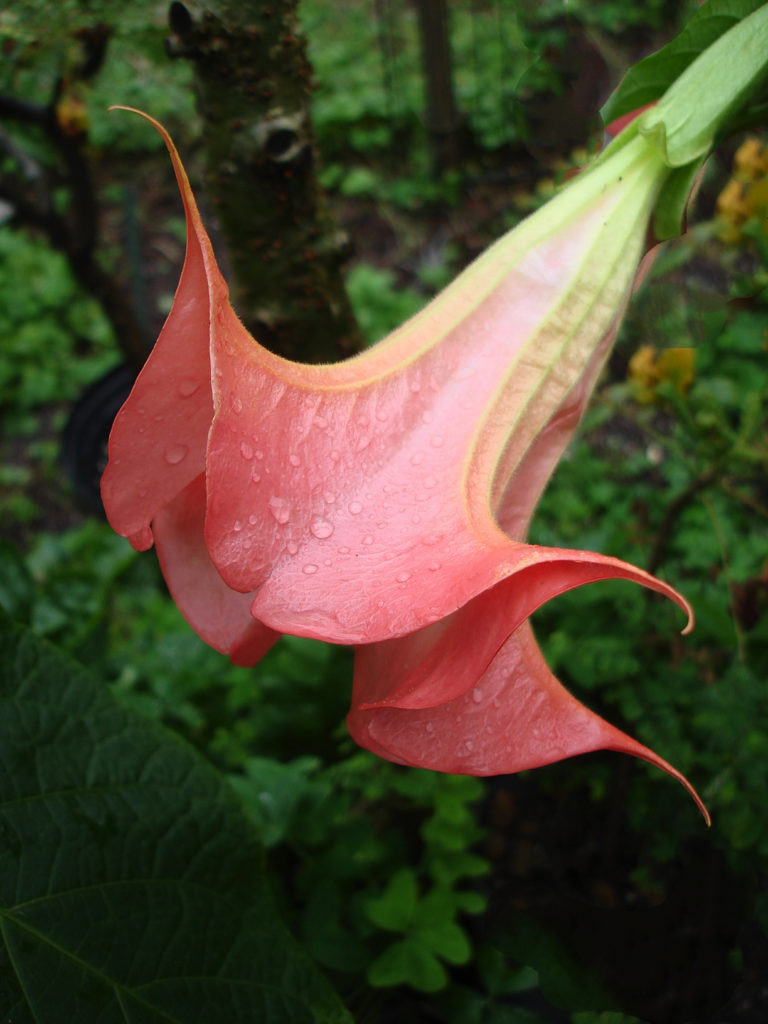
(102, 110, 708, 821)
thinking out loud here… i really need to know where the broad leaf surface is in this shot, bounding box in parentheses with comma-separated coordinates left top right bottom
(602, 0, 768, 123)
(0, 613, 350, 1024)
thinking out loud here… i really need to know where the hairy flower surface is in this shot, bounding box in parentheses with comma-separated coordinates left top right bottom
(102, 111, 708, 819)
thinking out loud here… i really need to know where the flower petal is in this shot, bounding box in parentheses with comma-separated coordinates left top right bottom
(348, 620, 710, 823)
(352, 550, 692, 711)
(200, 139, 667, 642)
(153, 474, 279, 666)
(100, 109, 215, 551)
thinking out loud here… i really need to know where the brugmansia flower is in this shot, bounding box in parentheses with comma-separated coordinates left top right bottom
(102, 110, 708, 820)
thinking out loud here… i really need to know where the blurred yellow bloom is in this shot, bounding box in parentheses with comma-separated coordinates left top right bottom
(716, 136, 768, 243)
(628, 345, 695, 404)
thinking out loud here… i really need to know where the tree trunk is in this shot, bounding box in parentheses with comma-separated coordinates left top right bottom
(167, 0, 361, 362)
(415, 0, 460, 174)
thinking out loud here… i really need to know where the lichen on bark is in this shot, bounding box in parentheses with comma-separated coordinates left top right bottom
(167, 0, 362, 362)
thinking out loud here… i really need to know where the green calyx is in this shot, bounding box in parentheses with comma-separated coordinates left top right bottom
(638, 3, 768, 168)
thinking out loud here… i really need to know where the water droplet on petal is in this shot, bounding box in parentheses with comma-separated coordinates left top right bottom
(240, 441, 254, 460)
(348, 501, 363, 515)
(471, 688, 483, 704)
(251, 470, 261, 483)
(231, 395, 243, 413)
(254, 449, 265, 460)
(410, 452, 424, 466)
(362, 534, 374, 546)
(330, 450, 340, 462)
(302, 563, 319, 575)
(425, 722, 435, 734)
(428, 562, 441, 571)
(430, 435, 444, 448)
(324, 492, 336, 504)
(268, 497, 291, 524)
(287, 541, 299, 555)
(339, 546, 350, 555)
(396, 571, 410, 583)
(233, 519, 243, 533)
(178, 378, 200, 397)
(289, 453, 301, 467)
(164, 444, 188, 465)
(248, 514, 258, 525)
(311, 518, 334, 539)
(314, 415, 328, 429)
(410, 380, 421, 394)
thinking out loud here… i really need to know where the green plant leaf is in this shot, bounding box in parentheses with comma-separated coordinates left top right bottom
(0, 612, 350, 1024)
(367, 938, 448, 992)
(365, 868, 418, 933)
(602, 0, 768, 124)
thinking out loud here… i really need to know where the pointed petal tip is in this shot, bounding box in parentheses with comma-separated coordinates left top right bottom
(610, 740, 710, 826)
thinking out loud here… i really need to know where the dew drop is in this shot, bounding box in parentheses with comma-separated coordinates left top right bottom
(411, 513, 421, 525)
(410, 452, 424, 466)
(339, 546, 350, 555)
(362, 534, 374, 546)
(430, 435, 444, 448)
(348, 501, 363, 515)
(324, 492, 336, 504)
(465, 740, 474, 753)
(314, 415, 328, 429)
(357, 414, 370, 427)
(471, 688, 483, 704)
(287, 541, 299, 555)
(268, 497, 290, 525)
(396, 571, 410, 583)
(254, 449, 265, 460)
(248, 514, 258, 525)
(231, 395, 243, 414)
(164, 444, 188, 465)
(233, 519, 243, 533)
(428, 562, 441, 571)
(376, 409, 389, 422)
(311, 518, 334, 539)
(240, 441, 254, 460)
(324, 558, 332, 567)
(410, 380, 421, 394)
(243, 538, 252, 550)
(425, 722, 435, 734)
(289, 453, 301, 467)
(178, 378, 201, 397)
(251, 471, 261, 483)
(302, 563, 319, 575)
(356, 436, 371, 453)
(330, 450, 340, 462)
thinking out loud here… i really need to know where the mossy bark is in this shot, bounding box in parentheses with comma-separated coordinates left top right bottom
(168, 0, 361, 362)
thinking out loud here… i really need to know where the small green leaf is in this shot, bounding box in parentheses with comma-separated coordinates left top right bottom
(365, 868, 418, 933)
(414, 922, 471, 965)
(0, 613, 350, 1024)
(367, 938, 448, 992)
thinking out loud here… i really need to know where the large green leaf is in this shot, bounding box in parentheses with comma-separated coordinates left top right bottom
(0, 613, 351, 1024)
(602, 0, 768, 124)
